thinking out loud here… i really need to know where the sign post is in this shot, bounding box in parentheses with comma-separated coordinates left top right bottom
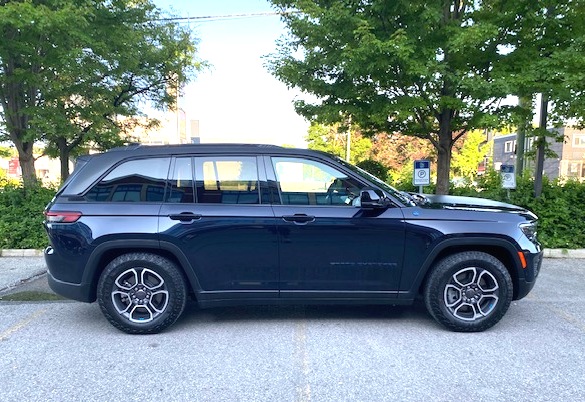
(413, 160, 430, 194)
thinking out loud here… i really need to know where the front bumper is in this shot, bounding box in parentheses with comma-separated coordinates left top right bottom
(515, 249, 543, 300)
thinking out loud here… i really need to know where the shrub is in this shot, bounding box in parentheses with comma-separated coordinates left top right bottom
(449, 171, 585, 249)
(0, 183, 55, 249)
(1, 174, 584, 249)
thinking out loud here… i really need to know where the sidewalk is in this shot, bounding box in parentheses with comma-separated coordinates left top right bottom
(1, 249, 585, 294)
(0, 255, 47, 293)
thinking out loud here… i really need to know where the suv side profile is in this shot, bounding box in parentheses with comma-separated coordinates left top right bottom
(43, 144, 542, 334)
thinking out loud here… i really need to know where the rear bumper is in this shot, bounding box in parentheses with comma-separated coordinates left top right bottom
(47, 271, 93, 303)
(45, 246, 94, 303)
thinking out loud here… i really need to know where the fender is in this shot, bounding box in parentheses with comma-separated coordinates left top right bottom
(81, 239, 204, 301)
(398, 236, 524, 300)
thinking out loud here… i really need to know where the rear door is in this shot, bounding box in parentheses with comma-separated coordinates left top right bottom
(158, 155, 279, 300)
(266, 155, 406, 299)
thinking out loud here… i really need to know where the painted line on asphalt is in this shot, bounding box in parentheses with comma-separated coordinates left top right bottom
(0, 308, 47, 341)
(294, 313, 311, 402)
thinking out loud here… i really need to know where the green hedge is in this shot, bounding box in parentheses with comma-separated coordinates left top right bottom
(449, 171, 585, 249)
(1, 174, 584, 250)
(0, 182, 55, 249)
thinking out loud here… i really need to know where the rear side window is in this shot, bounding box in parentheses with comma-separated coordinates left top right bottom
(85, 158, 170, 202)
(194, 156, 260, 204)
(166, 157, 195, 203)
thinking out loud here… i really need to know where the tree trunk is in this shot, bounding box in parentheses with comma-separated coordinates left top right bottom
(0, 53, 39, 188)
(435, 112, 453, 195)
(435, 140, 452, 195)
(516, 95, 532, 177)
(57, 137, 71, 182)
(18, 143, 38, 188)
(6, 132, 38, 187)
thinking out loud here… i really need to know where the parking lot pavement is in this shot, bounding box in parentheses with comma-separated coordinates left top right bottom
(0, 257, 584, 401)
(0, 256, 46, 293)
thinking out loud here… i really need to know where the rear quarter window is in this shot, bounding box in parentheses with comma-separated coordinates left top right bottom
(84, 158, 170, 202)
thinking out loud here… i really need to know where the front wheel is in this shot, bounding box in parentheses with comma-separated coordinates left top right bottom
(97, 253, 187, 334)
(424, 251, 513, 332)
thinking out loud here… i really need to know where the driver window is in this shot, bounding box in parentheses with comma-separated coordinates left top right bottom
(272, 157, 361, 206)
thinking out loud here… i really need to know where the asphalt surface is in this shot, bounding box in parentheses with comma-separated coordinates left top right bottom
(0, 256, 585, 400)
(0, 257, 584, 401)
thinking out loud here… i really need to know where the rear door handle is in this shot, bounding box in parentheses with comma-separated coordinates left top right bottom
(282, 214, 315, 224)
(169, 213, 202, 222)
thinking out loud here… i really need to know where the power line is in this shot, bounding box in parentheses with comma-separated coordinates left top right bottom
(156, 11, 296, 23)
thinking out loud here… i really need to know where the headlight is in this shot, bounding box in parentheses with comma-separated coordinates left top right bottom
(519, 221, 538, 242)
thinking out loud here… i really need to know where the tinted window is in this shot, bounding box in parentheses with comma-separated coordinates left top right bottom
(194, 156, 259, 204)
(166, 157, 195, 203)
(272, 157, 361, 206)
(85, 158, 169, 202)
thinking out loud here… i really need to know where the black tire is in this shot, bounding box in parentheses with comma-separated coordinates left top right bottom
(423, 251, 513, 332)
(97, 253, 187, 334)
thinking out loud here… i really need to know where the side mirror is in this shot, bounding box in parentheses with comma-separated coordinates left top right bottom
(359, 189, 386, 209)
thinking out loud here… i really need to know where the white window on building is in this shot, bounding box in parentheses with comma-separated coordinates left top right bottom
(573, 135, 585, 148)
(561, 160, 585, 179)
(504, 140, 516, 153)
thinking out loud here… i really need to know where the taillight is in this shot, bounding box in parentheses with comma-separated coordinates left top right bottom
(44, 211, 82, 223)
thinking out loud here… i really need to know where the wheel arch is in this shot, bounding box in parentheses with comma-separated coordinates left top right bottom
(82, 240, 203, 302)
(411, 238, 523, 300)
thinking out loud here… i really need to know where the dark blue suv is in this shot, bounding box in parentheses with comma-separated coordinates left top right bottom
(43, 144, 542, 334)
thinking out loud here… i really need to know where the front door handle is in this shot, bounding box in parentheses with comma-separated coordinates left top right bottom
(282, 214, 315, 224)
(169, 213, 202, 222)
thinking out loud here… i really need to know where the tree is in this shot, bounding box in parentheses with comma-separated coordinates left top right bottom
(305, 122, 372, 164)
(491, 0, 585, 196)
(268, 0, 516, 194)
(451, 130, 491, 180)
(0, 0, 203, 185)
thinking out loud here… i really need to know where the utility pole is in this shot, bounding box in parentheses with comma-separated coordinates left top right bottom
(345, 116, 351, 162)
(516, 96, 531, 177)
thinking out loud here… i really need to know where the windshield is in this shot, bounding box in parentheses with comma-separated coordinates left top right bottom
(334, 157, 415, 206)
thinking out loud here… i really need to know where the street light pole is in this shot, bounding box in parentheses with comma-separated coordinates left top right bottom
(345, 116, 351, 162)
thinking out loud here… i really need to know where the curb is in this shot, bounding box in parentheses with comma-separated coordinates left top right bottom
(2, 248, 585, 258)
(1, 249, 44, 257)
(542, 249, 585, 259)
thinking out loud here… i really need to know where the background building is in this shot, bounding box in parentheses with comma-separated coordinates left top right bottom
(492, 127, 585, 180)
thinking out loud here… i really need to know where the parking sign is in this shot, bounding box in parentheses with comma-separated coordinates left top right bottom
(413, 160, 430, 186)
(500, 165, 516, 189)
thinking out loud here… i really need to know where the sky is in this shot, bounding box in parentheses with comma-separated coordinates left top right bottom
(153, 0, 309, 147)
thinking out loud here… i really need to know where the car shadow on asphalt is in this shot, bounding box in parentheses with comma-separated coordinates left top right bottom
(174, 299, 435, 329)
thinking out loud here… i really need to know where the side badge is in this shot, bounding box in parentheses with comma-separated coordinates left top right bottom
(412, 210, 420, 217)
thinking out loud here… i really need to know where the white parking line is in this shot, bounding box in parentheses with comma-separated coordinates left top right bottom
(0, 308, 46, 341)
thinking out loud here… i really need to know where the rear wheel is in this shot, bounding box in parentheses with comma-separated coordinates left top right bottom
(424, 251, 513, 332)
(97, 253, 187, 334)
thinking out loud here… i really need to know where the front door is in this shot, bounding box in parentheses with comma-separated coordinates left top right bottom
(268, 156, 405, 299)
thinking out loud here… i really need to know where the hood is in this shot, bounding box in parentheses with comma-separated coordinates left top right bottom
(422, 194, 532, 215)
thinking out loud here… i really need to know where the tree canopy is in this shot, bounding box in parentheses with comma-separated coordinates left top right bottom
(0, 0, 203, 185)
(267, 0, 585, 194)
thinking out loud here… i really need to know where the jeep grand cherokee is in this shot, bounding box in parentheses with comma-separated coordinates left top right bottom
(43, 144, 542, 334)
